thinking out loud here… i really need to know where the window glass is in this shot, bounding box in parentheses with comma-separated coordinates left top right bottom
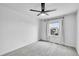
(49, 21, 59, 36)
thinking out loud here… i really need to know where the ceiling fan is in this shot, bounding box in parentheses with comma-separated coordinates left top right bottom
(30, 3, 56, 16)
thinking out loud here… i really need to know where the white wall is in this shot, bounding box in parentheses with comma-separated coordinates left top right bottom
(76, 9, 79, 54)
(39, 20, 47, 41)
(40, 12, 77, 47)
(0, 6, 38, 55)
(63, 13, 77, 47)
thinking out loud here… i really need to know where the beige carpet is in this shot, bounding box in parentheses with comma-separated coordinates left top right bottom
(3, 41, 78, 56)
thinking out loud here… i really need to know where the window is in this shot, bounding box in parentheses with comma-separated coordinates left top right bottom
(49, 21, 60, 36)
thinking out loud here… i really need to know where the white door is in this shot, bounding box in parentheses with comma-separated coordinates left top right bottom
(47, 18, 64, 44)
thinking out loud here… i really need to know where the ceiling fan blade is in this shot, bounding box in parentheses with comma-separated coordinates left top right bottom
(45, 9, 56, 12)
(45, 13, 49, 15)
(41, 3, 45, 11)
(30, 9, 41, 12)
(37, 13, 41, 16)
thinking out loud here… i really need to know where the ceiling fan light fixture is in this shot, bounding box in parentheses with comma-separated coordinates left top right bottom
(40, 13, 46, 16)
(30, 3, 56, 16)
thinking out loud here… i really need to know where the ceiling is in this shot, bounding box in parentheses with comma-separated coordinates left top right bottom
(0, 3, 79, 19)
